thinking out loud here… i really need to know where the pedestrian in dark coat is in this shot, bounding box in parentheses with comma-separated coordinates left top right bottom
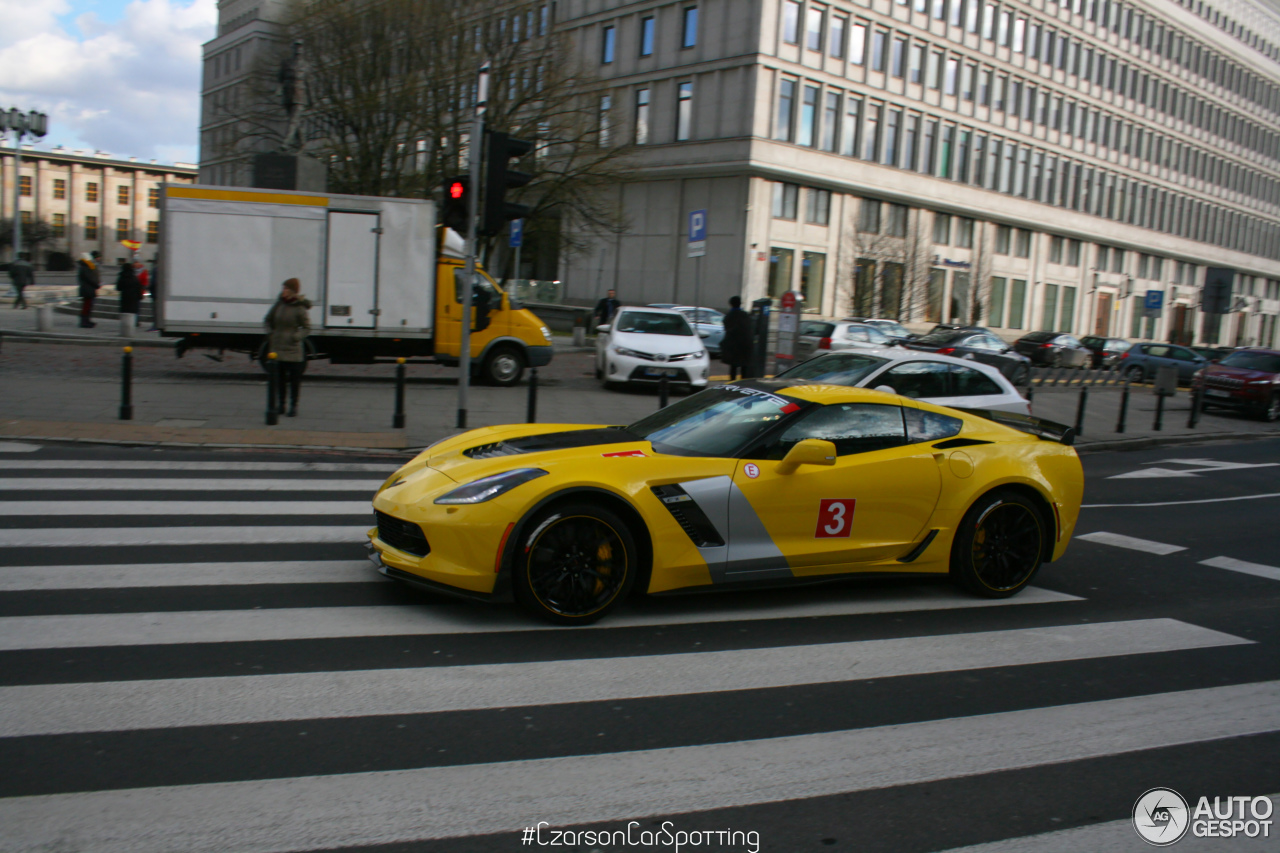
(263, 277, 312, 416)
(76, 252, 100, 327)
(720, 295, 753, 380)
(593, 289, 620, 329)
(116, 261, 143, 316)
(8, 252, 33, 309)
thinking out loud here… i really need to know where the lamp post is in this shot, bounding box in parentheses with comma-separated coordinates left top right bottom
(2, 108, 50, 263)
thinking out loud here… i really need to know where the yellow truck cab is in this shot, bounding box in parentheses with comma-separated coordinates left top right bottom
(158, 184, 553, 385)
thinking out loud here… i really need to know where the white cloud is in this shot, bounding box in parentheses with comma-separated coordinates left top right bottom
(0, 0, 215, 164)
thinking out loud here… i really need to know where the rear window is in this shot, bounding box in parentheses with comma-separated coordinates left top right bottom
(800, 321, 836, 337)
(1220, 352, 1280, 373)
(915, 330, 966, 346)
(1021, 331, 1057, 342)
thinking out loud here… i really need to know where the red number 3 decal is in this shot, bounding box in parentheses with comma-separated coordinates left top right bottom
(815, 499, 856, 538)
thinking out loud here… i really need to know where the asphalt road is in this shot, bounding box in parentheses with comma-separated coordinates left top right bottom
(0, 437, 1277, 852)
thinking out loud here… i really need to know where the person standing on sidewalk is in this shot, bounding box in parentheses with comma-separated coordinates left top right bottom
(264, 277, 312, 417)
(76, 251, 100, 328)
(8, 253, 34, 309)
(720, 295, 752, 381)
(116, 260, 142, 317)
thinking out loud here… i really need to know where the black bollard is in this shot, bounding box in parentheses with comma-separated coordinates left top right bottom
(1075, 386, 1089, 437)
(1188, 386, 1202, 429)
(1116, 381, 1130, 433)
(119, 346, 134, 421)
(526, 367, 538, 423)
(659, 373, 670, 409)
(266, 352, 279, 426)
(393, 358, 406, 429)
(1154, 391, 1165, 431)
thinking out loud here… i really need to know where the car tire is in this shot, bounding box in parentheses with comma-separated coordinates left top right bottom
(513, 502, 638, 625)
(1261, 393, 1280, 423)
(482, 345, 525, 386)
(950, 490, 1046, 599)
(1124, 365, 1145, 383)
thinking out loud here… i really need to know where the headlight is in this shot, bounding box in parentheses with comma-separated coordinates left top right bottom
(433, 468, 549, 505)
(613, 345, 643, 358)
(696, 349, 706, 358)
(540, 325, 552, 341)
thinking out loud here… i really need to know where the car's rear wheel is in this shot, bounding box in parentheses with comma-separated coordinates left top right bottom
(1261, 393, 1280, 423)
(514, 503, 637, 625)
(482, 345, 525, 386)
(1123, 365, 1145, 383)
(951, 490, 1045, 598)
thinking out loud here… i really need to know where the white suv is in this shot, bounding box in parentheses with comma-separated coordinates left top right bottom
(596, 307, 710, 389)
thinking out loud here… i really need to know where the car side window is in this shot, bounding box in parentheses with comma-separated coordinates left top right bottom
(951, 366, 1003, 396)
(881, 362, 951, 398)
(848, 328, 868, 342)
(756, 403, 906, 459)
(1170, 347, 1197, 361)
(903, 407, 963, 442)
(1147, 345, 1170, 358)
(1061, 336, 1082, 347)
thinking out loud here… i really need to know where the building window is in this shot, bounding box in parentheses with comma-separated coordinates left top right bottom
(798, 84, 819, 147)
(783, 1, 800, 44)
(841, 97, 861, 157)
(806, 7, 823, 50)
(988, 276, 1007, 326)
(772, 182, 799, 219)
(148, 188, 160, 208)
(682, 6, 698, 48)
(956, 217, 974, 248)
(775, 78, 796, 142)
(52, 213, 66, 239)
(859, 199, 881, 233)
(864, 104, 880, 161)
(18, 176, 32, 197)
(1137, 254, 1149, 279)
(147, 221, 160, 244)
(909, 44, 924, 84)
(1007, 279, 1027, 329)
(599, 94, 612, 145)
(769, 248, 795, 299)
(635, 88, 650, 144)
(933, 213, 951, 244)
(1111, 248, 1124, 273)
(676, 81, 693, 140)
(640, 16, 654, 56)
(1041, 283, 1059, 331)
(806, 189, 831, 225)
(53, 179, 66, 200)
(85, 216, 98, 240)
(821, 91, 840, 152)
(800, 251, 826, 310)
(871, 30, 887, 71)
(116, 218, 130, 241)
(944, 58, 958, 95)
(1014, 229, 1031, 258)
(601, 25, 615, 63)
(995, 225, 1012, 254)
(1066, 239, 1080, 266)
(19, 211, 32, 226)
(86, 182, 99, 203)
(829, 16, 846, 58)
(118, 186, 130, 206)
(850, 23, 866, 64)
(891, 37, 906, 78)
(1049, 235, 1064, 264)
(886, 203, 908, 237)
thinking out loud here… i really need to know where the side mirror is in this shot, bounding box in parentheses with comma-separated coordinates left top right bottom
(873, 384, 897, 395)
(596, 324, 610, 334)
(776, 439, 838, 475)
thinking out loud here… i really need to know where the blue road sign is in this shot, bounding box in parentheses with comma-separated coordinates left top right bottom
(1144, 289, 1164, 312)
(509, 219, 524, 248)
(688, 209, 706, 257)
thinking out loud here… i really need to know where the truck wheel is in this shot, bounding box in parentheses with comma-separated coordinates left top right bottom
(482, 345, 525, 386)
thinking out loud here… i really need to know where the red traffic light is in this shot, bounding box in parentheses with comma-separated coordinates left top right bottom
(449, 181, 466, 199)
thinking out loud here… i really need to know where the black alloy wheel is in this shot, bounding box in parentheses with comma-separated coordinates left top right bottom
(1124, 364, 1146, 383)
(952, 490, 1045, 598)
(515, 504, 637, 624)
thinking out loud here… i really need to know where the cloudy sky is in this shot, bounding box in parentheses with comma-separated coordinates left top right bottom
(0, 0, 214, 165)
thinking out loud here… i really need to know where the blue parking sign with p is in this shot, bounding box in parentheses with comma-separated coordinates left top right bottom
(1144, 289, 1164, 312)
(509, 219, 524, 248)
(688, 209, 706, 257)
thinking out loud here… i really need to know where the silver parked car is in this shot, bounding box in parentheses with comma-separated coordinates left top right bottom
(775, 349, 1031, 414)
(794, 320, 896, 361)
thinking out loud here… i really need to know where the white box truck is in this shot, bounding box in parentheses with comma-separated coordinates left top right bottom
(158, 184, 553, 385)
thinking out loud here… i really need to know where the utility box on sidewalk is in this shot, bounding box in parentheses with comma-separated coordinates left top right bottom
(1154, 365, 1178, 396)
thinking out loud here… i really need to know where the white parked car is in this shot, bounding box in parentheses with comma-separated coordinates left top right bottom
(775, 349, 1031, 414)
(596, 307, 710, 390)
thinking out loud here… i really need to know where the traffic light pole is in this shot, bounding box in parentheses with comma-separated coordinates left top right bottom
(458, 63, 489, 430)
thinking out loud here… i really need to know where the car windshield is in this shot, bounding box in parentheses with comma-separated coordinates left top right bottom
(776, 353, 889, 384)
(627, 385, 803, 457)
(1220, 352, 1280, 373)
(614, 311, 694, 336)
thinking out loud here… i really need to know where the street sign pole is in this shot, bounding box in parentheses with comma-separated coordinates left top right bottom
(510, 218, 523, 288)
(458, 62, 489, 430)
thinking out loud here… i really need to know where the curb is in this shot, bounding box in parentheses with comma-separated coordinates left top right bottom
(0, 330, 175, 348)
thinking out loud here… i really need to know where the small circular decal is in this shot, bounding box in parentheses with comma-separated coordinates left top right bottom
(744, 463, 760, 479)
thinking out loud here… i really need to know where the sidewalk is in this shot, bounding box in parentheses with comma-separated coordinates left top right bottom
(2, 319, 1276, 453)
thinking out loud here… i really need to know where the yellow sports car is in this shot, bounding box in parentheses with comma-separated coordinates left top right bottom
(369, 382, 1084, 624)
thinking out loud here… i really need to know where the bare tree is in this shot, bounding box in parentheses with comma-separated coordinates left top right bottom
(225, 0, 633, 263)
(965, 221, 993, 325)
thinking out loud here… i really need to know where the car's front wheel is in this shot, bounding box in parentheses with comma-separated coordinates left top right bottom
(1123, 365, 1145, 383)
(1261, 393, 1280, 423)
(514, 503, 637, 625)
(951, 490, 1046, 598)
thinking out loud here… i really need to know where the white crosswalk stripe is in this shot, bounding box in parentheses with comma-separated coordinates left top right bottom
(0, 450, 1274, 853)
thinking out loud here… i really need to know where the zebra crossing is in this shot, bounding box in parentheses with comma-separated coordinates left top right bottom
(1, 446, 1277, 852)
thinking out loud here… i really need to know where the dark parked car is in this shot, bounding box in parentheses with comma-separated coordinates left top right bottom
(1079, 336, 1132, 369)
(1191, 345, 1237, 363)
(1117, 343, 1208, 384)
(1013, 331, 1092, 368)
(905, 328, 1032, 384)
(1193, 347, 1280, 422)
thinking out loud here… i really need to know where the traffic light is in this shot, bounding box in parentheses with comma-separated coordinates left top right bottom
(481, 130, 534, 237)
(441, 175, 471, 232)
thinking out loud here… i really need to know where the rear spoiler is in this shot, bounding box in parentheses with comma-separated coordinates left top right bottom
(955, 408, 1077, 447)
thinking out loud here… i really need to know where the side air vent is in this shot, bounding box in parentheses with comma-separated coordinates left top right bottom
(651, 484, 725, 548)
(932, 438, 993, 449)
(375, 510, 430, 557)
(464, 442, 520, 459)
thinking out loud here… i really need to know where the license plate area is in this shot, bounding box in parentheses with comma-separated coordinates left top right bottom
(1206, 389, 1231, 397)
(645, 368, 679, 377)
